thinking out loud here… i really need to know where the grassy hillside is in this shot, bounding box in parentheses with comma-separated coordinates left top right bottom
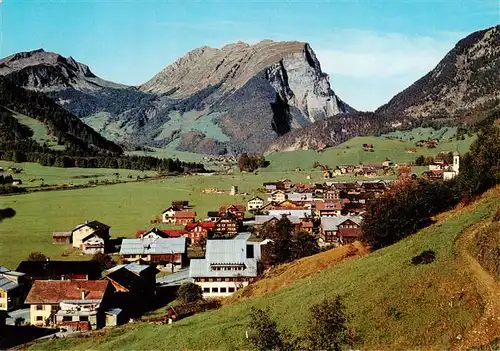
(265, 134, 474, 172)
(9, 109, 65, 151)
(31, 186, 500, 350)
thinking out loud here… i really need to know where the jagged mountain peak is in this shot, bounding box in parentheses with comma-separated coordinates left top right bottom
(0, 49, 123, 91)
(139, 40, 311, 96)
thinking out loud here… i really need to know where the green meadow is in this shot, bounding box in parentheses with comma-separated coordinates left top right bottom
(264, 134, 474, 172)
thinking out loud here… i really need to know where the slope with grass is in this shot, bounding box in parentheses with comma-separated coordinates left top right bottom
(264, 133, 474, 172)
(31, 186, 500, 350)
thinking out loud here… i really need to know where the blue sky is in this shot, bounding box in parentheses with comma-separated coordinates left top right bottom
(0, 0, 498, 110)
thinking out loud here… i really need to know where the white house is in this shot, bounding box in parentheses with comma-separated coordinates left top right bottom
(71, 221, 111, 252)
(189, 235, 263, 298)
(247, 197, 264, 211)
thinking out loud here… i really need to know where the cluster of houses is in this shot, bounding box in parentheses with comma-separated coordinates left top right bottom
(253, 178, 389, 246)
(0, 260, 156, 331)
(1, 177, 396, 333)
(321, 160, 395, 179)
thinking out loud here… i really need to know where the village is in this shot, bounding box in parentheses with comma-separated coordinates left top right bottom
(0, 153, 461, 337)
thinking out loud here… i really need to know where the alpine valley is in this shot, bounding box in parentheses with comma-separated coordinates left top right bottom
(0, 25, 498, 155)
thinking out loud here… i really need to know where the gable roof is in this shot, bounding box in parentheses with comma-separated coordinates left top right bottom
(120, 237, 187, 255)
(321, 216, 363, 231)
(219, 204, 246, 213)
(16, 260, 101, 280)
(0, 276, 20, 292)
(185, 221, 216, 231)
(248, 196, 264, 202)
(254, 215, 301, 225)
(25, 280, 109, 304)
(73, 220, 110, 233)
(105, 269, 143, 292)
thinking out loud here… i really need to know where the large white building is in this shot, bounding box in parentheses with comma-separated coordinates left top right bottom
(189, 233, 262, 298)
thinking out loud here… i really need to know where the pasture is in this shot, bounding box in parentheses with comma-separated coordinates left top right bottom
(264, 134, 474, 172)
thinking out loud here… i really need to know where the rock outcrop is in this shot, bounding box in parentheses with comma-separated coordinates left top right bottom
(266, 26, 500, 153)
(0, 41, 351, 154)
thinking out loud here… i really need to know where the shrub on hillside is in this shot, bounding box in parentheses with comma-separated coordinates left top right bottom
(411, 250, 436, 265)
(306, 295, 350, 351)
(247, 308, 297, 351)
(361, 179, 458, 249)
(92, 252, 115, 270)
(260, 217, 319, 266)
(177, 282, 203, 304)
(27, 252, 48, 261)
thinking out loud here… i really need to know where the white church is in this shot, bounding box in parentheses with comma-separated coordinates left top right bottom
(443, 152, 460, 180)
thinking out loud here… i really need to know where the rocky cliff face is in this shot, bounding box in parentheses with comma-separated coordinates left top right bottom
(267, 26, 500, 154)
(0, 41, 351, 154)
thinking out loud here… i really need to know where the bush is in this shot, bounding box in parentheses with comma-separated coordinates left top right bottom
(411, 250, 436, 265)
(247, 308, 297, 351)
(14, 317, 25, 326)
(27, 252, 48, 261)
(177, 282, 203, 304)
(92, 252, 115, 270)
(306, 296, 350, 351)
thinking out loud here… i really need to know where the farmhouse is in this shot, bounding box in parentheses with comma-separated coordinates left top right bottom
(247, 196, 264, 211)
(185, 221, 215, 244)
(315, 201, 343, 217)
(119, 237, 188, 269)
(320, 216, 362, 246)
(104, 262, 158, 313)
(219, 204, 246, 221)
(0, 266, 26, 311)
(162, 207, 196, 225)
(25, 280, 111, 329)
(214, 214, 240, 238)
(254, 215, 302, 234)
(71, 220, 111, 253)
(189, 236, 262, 298)
(268, 190, 287, 203)
(136, 227, 185, 239)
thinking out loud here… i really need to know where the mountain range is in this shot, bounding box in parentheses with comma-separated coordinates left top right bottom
(0, 25, 498, 155)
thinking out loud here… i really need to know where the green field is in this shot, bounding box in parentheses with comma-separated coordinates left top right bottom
(383, 127, 458, 142)
(0, 170, 336, 268)
(264, 134, 474, 172)
(0, 161, 156, 189)
(31, 185, 500, 350)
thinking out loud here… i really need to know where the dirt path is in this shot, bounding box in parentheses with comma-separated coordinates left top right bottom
(453, 220, 500, 351)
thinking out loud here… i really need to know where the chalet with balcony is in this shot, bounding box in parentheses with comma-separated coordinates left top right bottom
(25, 280, 111, 330)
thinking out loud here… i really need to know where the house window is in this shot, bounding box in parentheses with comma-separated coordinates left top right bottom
(63, 316, 72, 322)
(211, 287, 218, 293)
(203, 288, 210, 293)
(36, 316, 43, 321)
(220, 287, 227, 293)
(36, 305, 43, 311)
(80, 316, 89, 322)
(228, 287, 235, 293)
